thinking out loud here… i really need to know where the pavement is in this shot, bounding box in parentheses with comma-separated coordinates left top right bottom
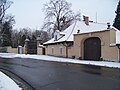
(0, 57, 120, 90)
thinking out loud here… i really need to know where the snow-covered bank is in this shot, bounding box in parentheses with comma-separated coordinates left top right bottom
(0, 53, 120, 69)
(0, 71, 21, 90)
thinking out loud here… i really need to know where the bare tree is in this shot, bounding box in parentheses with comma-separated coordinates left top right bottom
(11, 29, 19, 47)
(0, 0, 13, 46)
(19, 28, 32, 37)
(0, 0, 13, 25)
(0, 14, 15, 46)
(32, 30, 50, 43)
(11, 28, 32, 47)
(11, 28, 50, 47)
(42, 0, 80, 36)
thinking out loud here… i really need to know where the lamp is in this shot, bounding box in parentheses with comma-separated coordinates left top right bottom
(116, 44, 120, 49)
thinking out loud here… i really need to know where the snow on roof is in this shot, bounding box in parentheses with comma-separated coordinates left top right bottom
(44, 21, 117, 45)
(18, 46, 22, 47)
(39, 44, 45, 48)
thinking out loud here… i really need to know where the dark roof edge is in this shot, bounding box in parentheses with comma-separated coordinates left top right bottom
(43, 41, 73, 45)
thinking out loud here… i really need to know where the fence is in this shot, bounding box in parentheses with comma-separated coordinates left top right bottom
(0, 47, 7, 53)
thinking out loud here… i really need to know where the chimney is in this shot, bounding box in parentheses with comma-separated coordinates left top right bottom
(77, 30, 80, 33)
(83, 16, 89, 25)
(54, 30, 60, 41)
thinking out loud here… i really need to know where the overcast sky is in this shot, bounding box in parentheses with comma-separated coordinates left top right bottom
(7, 0, 119, 29)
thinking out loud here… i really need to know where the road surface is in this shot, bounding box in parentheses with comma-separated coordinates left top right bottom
(0, 57, 120, 90)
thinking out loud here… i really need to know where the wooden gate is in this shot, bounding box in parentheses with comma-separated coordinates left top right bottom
(27, 40, 37, 54)
(84, 37, 101, 60)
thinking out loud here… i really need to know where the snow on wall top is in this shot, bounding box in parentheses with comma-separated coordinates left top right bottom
(44, 20, 119, 45)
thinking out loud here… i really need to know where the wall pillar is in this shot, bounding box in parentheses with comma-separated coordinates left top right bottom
(25, 38, 30, 54)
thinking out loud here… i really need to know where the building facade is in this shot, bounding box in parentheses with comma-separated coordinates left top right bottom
(44, 42, 74, 58)
(74, 29, 119, 61)
(40, 16, 120, 62)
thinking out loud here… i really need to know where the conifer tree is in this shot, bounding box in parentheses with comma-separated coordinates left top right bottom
(113, 0, 120, 30)
(1, 21, 12, 46)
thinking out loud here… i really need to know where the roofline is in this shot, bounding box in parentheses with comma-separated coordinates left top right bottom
(43, 41, 73, 45)
(74, 28, 116, 35)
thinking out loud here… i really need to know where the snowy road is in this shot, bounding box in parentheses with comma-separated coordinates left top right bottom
(0, 57, 120, 90)
(0, 53, 120, 68)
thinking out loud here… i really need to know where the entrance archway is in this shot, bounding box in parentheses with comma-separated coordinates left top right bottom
(84, 37, 101, 60)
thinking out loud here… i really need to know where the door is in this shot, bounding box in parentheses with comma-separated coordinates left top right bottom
(84, 37, 101, 60)
(27, 40, 37, 54)
(42, 48, 45, 55)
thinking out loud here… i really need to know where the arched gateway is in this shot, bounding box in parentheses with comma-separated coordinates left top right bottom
(84, 37, 101, 60)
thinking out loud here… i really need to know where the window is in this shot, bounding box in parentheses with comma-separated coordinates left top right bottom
(59, 47, 63, 56)
(51, 47, 54, 55)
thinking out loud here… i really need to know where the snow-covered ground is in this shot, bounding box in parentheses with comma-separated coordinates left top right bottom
(0, 53, 120, 69)
(0, 71, 21, 90)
